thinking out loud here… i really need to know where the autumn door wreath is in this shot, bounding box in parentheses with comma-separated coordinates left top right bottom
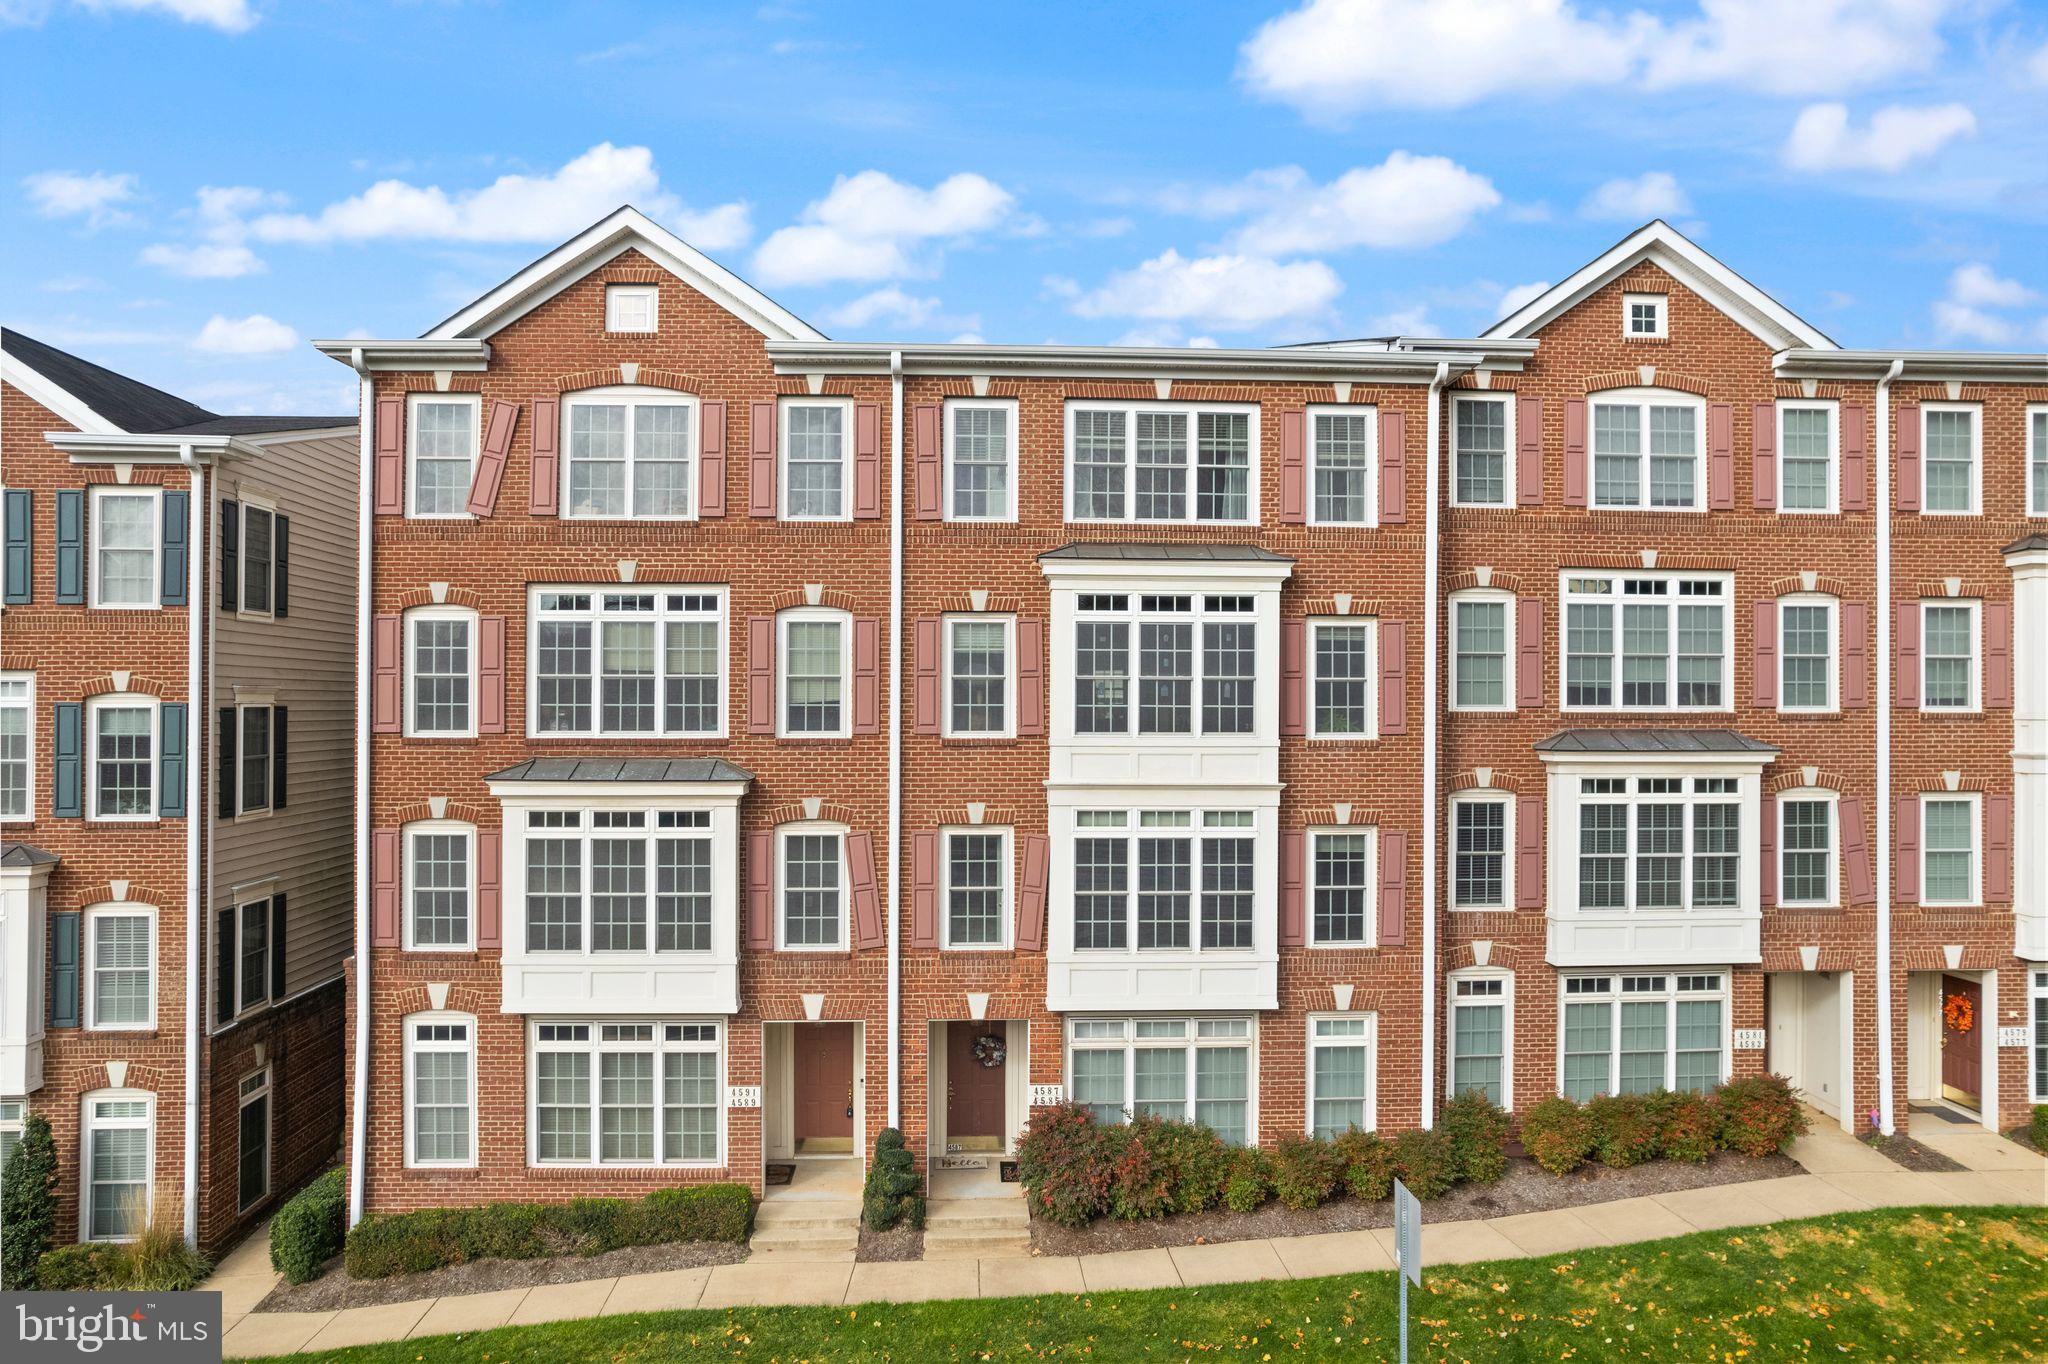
(1943, 992, 1975, 1035)
(972, 1032, 1007, 1068)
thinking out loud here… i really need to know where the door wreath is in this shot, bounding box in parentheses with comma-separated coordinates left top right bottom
(1942, 992, 1974, 1035)
(972, 1032, 1007, 1068)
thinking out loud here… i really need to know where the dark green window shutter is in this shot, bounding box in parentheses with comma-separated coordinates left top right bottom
(270, 893, 288, 1002)
(55, 489, 85, 604)
(51, 911, 81, 1028)
(3, 488, 30, 604)
(271, 706, 287, 810)
(160, 490, 189, 606)
(273, 514, 289, 617)
(219, 499, 239, 613)
(216, 907, 236, 1025)
(217, 708, 236, 820)
(53, 702, 83, 818)
(159, 702, 187, 817)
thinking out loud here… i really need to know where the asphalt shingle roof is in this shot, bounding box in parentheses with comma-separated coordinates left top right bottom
(2, 328, 351, 435)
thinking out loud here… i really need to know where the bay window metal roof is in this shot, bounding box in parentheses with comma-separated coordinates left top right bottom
(486, 758, 754, 784)
(1535, 729, 1779, 755)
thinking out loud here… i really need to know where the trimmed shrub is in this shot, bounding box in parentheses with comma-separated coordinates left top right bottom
(1334, 1129, 1395, 1202)
(1391, 1128, 1458, 1200)
(1522, 1096, 1597, 1176)
(1149, 1120, 1232, 1214)
(1716, 1073, 1810, 1157)
(36, 1244, 120, 1291)
(37, 1221, 208, 1291)
(1649, 1090, 1722, 1164)
(271, 1168, 347, 1284)
(643, 1184, 752, 1244)
(1, 1113, 58, 1289)
(1105, 1120, 1177, 1221)
(1222, 1147, 1273, 1213)
(1588, 1094, 1661, 1169)
(862, 1128, 925, 1231)
(1017, 1104, 1114, 1228)
(1271, 1135, 1345, 1211)
(1438, 1090, 1510, 1185)
(2029, 1105, 2047, 1151)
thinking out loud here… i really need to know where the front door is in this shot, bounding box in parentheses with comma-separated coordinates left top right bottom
(946, 1022, 1007, 1151)
(794, 1022, 856, 1153)
(1939, 975, 1982, 1108)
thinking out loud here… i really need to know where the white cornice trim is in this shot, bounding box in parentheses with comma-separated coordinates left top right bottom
(2, 351, 122, 435)
(766, 340, 1483, 383)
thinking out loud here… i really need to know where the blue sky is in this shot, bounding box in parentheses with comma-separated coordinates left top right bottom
(4, 0, 2046, 417)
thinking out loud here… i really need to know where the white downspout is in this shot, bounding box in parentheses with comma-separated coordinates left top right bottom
(182, 449, 204, 1244)
(1874, 358, 1902, 1136)
(1420, 361, 1449, 1130)
(886, 349, 905, 1131)
(347, 356, 374, 1224)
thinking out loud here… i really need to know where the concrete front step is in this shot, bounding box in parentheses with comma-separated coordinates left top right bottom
(750, 1223, 859, 1247)
(754, 1201, 862, 1228)
(923, 1233, 1034, 1260)
(924, 1209, 1029, 1233)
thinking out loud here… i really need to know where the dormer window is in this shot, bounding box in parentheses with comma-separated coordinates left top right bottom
(605, 284, 658, 334)
(1623, 293, 1667, 339)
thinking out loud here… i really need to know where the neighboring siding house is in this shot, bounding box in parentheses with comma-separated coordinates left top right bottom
(320, 209, 2046, 1222)
(0, 329, 356, 1255)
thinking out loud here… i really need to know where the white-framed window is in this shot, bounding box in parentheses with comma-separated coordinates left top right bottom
(1776, 401, 1837, 513)
(1562, 571, 1729, 711)
(1778, 790, 1837, 909)
(87, 696, 157, 821)
(82, 1090, 153, 1241)
(946, 398, 1017, 521)
(408, 606, 477, 738)
(945, 614, 1013, 738)
(1623, 292, 1667, 339)
(1074, 592, 1256, 737)
(1450, 591, 1513, 711)
(1309, 826, 1377, 946)
(86, 904, 154, 1030)
(1451, 394, 1511, 507)
(1308, 617, 1376, 739)
(1072, 808, 1256, 952)
(779, 607, 850, 738)
(407, 820, 475, 950)
(1921, 600, 1980, 712)
(1449, 973, 1512, 1109)
(0, 672, 31, 821)
(778, 822, 846, 951)
(781, 397, 851, 521)
(1589, 389, 1703, 509)
(1920, 793, 1980, 908)
(90, 487, 160, 608)
(0, 1100, 23, 1175)
(230, 894, 272, 1016)
(530, 587, 726, 738)
(943, 826, 1011, 950)
(563, 388, 697, 520)
(1067, 401, 1258, 524)
(2030, 970, 2048, 1103)
(1921, 403, 1980, 515)
(237, 498, 276, 617)
(523, 808, 717, 954)
(2029, 406, 2047, 519)
(1066, 1016, 1253, 1144)
(1778, 594, 1837, 713)
(605, 282, 659, 334)
(404, 1012, 476, 1168)
(1308, 1014, 1376, 1138)
(530, 1019, 723, 1166)
(237, 702, 273, 817)
(407, 393, 479, 519)
(1308, 404, 1376, 524)
(237, 1067, 270, 1210)
(1559, 972, 1728, 1099)
(1574, 775, 1741, 912)
(1450, 794, 1512, 911)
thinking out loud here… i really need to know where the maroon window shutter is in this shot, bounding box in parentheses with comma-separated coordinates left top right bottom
(1840, 403, 1869, 511)
(372, 613, 402, 733)
(848, 832, 883, 950)
(467, 400, 518, 516)
(529, 397, 560, 516)
(853, 401, 882, 519)
(1279, 830, 1304, 946)
(1516, 598, 1543, 708)
(1017, 618, 1046, 737)
(1280, 619, 1306, 736)
(1708, 403, 1735, 509)
(1377, 831, 1407, 946)
(1752, 599, 1778, 708)
(1378, 409, 1406, 524)
(371, 829, 400, 946)
(1894, 795, 1919, 904)
(854, 617, 881, 735)
(1841, 798, 1873, 905)
(1563, 398, 1588, 506)
(1378, 620, 1407, 735)
(1986, 794, 2013, 902)
(1984, 602, 2012, 709)
(1894, 602, 1919, 708)
(1516, 394, 1544, 505)
(747, 616, 775, 735)
(1516, 795, 1543, 907)
(1279, 408, 1307, 524)
(476, 829, 502, 949)
(1758, 794, 1777, 906)
(1894, 403, 1920, 511)
(1842, 603, 1870, 709)
(698, 400, 727, 517)
(913, 403, 943, 520)
(374, 396, 405, 515)
(910, 831, 939, 949)
(1016, 834, 1049, 952)
(749, 400, 778, 517)
(1751, 403, 1776, 509)
(913, 616, 941, 735)
(478, 615, 506, 734)
(746, 831, 773, 948)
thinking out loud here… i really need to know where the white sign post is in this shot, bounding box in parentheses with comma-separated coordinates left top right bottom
(1394, 1179, 1422, 1364)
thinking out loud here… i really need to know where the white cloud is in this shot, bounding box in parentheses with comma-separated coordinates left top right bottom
(2031, 40, 2048, 85)
(138, 241, 265, 278)
(23, 169, 138, 227)
(1580, 172, 1691, 222)
(1498, 280, 1552, 316)
(1364, 305, 1435, 336)
(1931, 262, 2037, 344)
(78, 0, 256, 32)
(1933, 300, 2015, 344)
(1947, 262, 2035, 309)
(1071, 250, 1343, 330)
(193, 313, 297, 355)
(752, 170, 1013, 286)
(1782, 102, 1976, 173)
(1215, 155, 1501, 254)
(824, 286, 942, 329)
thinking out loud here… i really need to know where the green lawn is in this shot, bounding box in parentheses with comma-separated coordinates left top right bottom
(266, 1206, 2046, 1362)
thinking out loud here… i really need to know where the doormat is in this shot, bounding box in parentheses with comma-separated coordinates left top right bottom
(765, 1163, 796, 1185)
(936, 1155, 989, 1170)
(999, 1160, 1020, 1183)
(1910, 1103, 1976, 1125)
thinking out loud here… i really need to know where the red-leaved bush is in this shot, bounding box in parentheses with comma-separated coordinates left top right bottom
(1716, 1074, 1810, 1157)
(1521, 1096, 1597, 1175)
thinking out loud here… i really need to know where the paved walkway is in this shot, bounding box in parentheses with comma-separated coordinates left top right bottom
(217, 1118, 2044, 1359)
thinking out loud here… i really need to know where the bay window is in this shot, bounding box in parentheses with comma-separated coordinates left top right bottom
(90, 488, 160, 607)
(1563, 572, 1728, 710)
(782, 399, 849, 520)
(1308, 1015, 1375, 1138)
(1066, 1017, 1251, 1143)
(1449, 975, 1511, 1107)
(407, 395, 478, 519)
(944, 828, 1010, 949)
(531, 588, 724, 738)
(1559, 972, 1727, 1099)
(0, 673, 30, 820)
(1073, 809, 1254, 951)
(405, 1014, 475, 1167)
(1452, 395, 1509, 507)
(1590, 390, 1702, 510)
(1067, 402, 1256, 523)
(563, 390, 695, 519)
(1450, 593, 1511, 710)
(523, 809, 716, 953)
(1778, 795, 1835, 908)
(1575, 776, 1739, 912)
(1074, 593, 1255, 737)
(1920, 795, 1978, 907)
(1310, 407, 1375, 523)
(1310, 828, 1375, 945)
(530, 1020, 721, 1166)
(1921, 404, 1979, 515)
(1776, 402, 1836, 513)
(947, 399, 1016, 521)
(946, 615, 1012, 737)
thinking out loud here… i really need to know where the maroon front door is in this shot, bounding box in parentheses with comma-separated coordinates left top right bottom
(946, 1023, 1007, 1149)
(794, 1023, 856, 1149)
(1940, 975, 1982, 1107)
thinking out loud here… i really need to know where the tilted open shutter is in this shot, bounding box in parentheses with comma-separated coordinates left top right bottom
(1751, 403, 1776, 508)
(466, 400, 518, 516)
(1280, 619, 1306, 736)
(1708, 403, 1735, 509)
(51, 911, 81, 1028)
(1752, 599, 1778, 708)
(1893, 796, 1919, 904)
(1840, 404, 1869, 511)
(529, 398, 560, 516)
(479, 616, 506, 734)
(373, 396, 404, 515)
(748, 400, 777, 517)
(158, 702, 186, 818)
(1016, 834, 1049, 952)
(1562, 399, 1588, 506)
(1378, 620, 1407, 735)
(1516, 795, 1544, 907)
(848, 832, 883, 950)
(1516, 394, 1544, 505)
(217, 708, 236, 820)
(1377, 831, 1407, 946)
(270, 893, 288, 1002)
(160, 490, 188, 606)
(1841, 798, 1873, 905)
(1894, 403, 1920, 511)
(219, 499, 239, 612)
(1278, 409, 1306, 523)
(746, 831, 773, 948)
(913, 403, 943, 519)
(913, 617, 941, 735)
(274, 514, 289, 617)
(1377, 409, 1406, 523)
(53, 701, 83, 818)
(1893, 602, 1919, 708)
(270, 706, 287, 810)
(1986, 794, 2013, 902)
(853, 618, 881, 735)
(1017, 618, 1046, 737)
(371, 614, 402, 733)
(1279, 830, 1304, 946)
(55, 489, 85, 604)
(371, 828, 400, 947)
(1984, 602, 2012, 709)
(698, 400, 727, 517)
(215, 907, 236, 1024)
(747, 617, 775, 735)
(910, 832, 939, 949)
(853, 402, 882, 518)
(476, 829, 502, 949)
(1842, 603, 1870, 709)
(1516, 598, 1544, 708)
(1758, 794, 1777, 906)
(3, 488, 30, 603)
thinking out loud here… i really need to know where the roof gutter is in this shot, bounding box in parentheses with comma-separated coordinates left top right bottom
(46, 431, 262, 463)
(1774, 348, 2048, 384)
(764, 341, 1483, 383)
(311, 338, 491, 373)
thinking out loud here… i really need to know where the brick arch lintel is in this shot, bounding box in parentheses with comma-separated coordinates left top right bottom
(1447, 770, 1527, 796)
(80, 673, 170, 699)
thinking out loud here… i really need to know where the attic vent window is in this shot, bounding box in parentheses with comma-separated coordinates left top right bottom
(1624, 293, 1667, 339)
(606, 284, 658, 334)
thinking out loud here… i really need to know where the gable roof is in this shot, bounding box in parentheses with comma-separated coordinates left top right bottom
(1, 328, 352, 436)
(424, 205, 825, 345)
(1484, 221, 1835, 352)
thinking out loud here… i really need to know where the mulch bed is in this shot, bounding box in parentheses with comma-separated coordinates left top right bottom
(857, 1224, 925, 1262)
(1027, 1151, 1801, 1256)
(256, 1239, 748, 1313)
(1862, 1133, 1967, 1172)
(2001, 1126, 2042, 1155)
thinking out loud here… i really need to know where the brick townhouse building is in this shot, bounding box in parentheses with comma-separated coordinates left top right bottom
(1, 330, 356, 1255)
(317, 208, 2045, 1223)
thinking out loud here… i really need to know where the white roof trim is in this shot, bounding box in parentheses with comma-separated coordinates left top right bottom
(1, 349, 121, 435)
(424, 206, 824, 344)
(1484, 221, 1835, 352)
